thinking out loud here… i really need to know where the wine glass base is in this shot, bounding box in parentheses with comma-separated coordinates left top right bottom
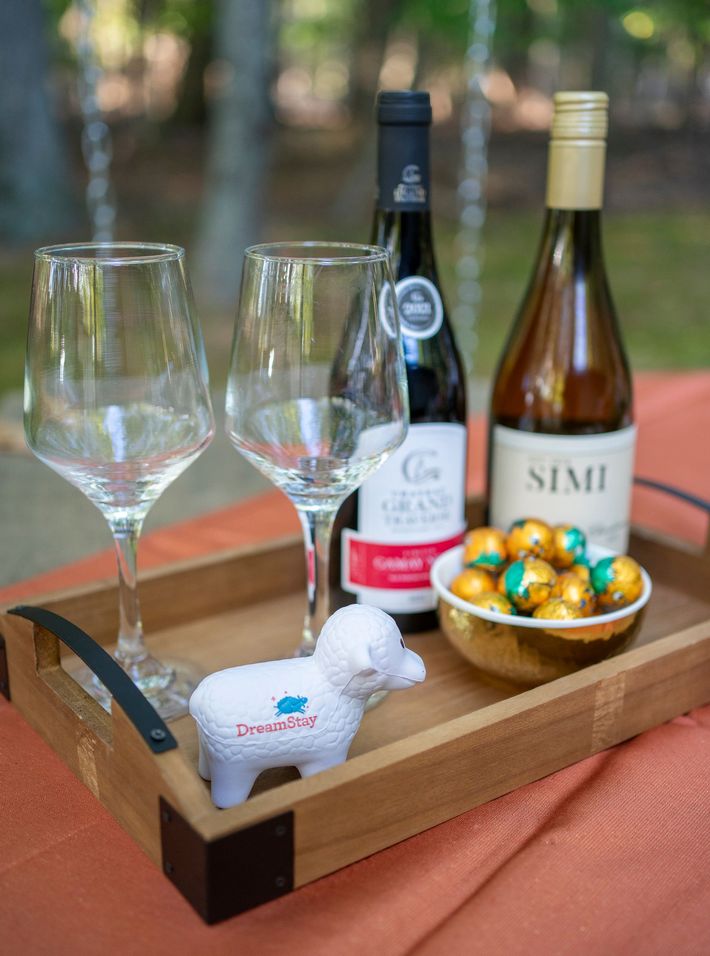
(75, 655, 203, 722)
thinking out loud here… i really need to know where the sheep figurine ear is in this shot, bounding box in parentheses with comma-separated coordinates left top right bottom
(347, 640, 377, 677)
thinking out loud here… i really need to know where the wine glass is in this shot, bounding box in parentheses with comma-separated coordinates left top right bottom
(25, 243, 215, 719)
(225, 242, 409, 656)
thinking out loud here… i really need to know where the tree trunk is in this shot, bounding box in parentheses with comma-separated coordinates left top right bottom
(194, 0, 273, 312)
(0, 0, 76, 243)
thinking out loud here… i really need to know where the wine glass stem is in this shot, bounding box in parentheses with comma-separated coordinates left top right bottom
(297, 506, 337, 655)
(109, 517, 147, 666)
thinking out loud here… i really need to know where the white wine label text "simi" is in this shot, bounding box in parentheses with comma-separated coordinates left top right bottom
(489, 424, 637, 553)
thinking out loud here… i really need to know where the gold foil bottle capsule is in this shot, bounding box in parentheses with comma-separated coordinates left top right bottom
(501, 558, 557, 613)
(533, 598, 583, 621)
(468, 591, 516, 615)
(552, 571, 596, 617)
(463, 526, 508, 572)
(591, 555, 643, 611)
(552, 524, 587, 569)
(507, 518, 555, 562)
(450, 567, 497, 602)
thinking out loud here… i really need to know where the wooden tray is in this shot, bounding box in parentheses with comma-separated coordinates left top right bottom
(2, 500, 710, 923)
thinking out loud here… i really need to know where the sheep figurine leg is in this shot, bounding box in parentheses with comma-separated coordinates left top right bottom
(197, 731, 211, 781)
(210, 763, 260, 809)
(189, 604, 426, 809)
(297, 748, 350, 779)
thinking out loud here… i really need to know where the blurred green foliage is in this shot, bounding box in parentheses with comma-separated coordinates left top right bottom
(40, 0, 710, 73)
(1, 210, 707, 401)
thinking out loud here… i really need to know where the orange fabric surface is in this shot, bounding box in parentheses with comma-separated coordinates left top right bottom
(1, 371, 710, 955)
(2, 695, 710, 956)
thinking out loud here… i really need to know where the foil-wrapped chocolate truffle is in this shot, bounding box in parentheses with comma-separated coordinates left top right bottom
(552, 572, 596, 617)
(468, 592, 516, 615)
(463, 526, 508, 572)
(552, 524, 587, 569)
(570, 561, 591, 582)
(450, 567, 497, 602)
(591, 555, 643, 611)
(507, 518, 555, 562)
(533, 598, 583, 621)
(501, 558, 557, 613)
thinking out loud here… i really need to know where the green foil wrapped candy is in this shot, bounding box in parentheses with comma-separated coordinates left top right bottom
(463, 527, 508, 572)
(552, 524, 587, 569)
(591, 555, 643, 611)
(501, 558, 557, 614)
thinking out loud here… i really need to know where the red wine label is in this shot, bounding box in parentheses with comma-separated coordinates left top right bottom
(342, 422, 467, 613)
(343, 531, 465, 591)
(489, 424, 637, 552)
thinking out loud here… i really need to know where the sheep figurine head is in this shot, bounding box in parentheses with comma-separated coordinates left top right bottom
(314, 604, 426, 697)
(190, 604, 426, 807)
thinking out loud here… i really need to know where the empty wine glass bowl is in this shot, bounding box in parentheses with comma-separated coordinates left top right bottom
(225, 242, 409, 654)
(25, 243, 215, 718)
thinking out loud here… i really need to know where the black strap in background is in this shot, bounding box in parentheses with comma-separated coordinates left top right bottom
(8, 605, 177, 754)
(633, 476, 710, 514)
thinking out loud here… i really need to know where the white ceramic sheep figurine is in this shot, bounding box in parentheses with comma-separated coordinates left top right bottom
(189, 604, 426, 808)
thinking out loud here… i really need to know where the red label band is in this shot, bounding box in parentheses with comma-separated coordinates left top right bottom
(345, 530, 465, 590)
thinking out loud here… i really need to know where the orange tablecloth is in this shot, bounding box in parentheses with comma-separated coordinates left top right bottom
(1, 372, 710, 955)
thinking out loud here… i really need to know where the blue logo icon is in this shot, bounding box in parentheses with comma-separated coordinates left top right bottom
(275, 695, 308, 717)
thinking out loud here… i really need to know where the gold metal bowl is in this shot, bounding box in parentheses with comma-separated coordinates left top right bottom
(430, 545, 652, 687)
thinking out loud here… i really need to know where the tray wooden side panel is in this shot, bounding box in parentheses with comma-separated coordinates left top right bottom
(197, 619, 710, 886)
(1, 614, 214, 863)
(30, 535, 305, 648)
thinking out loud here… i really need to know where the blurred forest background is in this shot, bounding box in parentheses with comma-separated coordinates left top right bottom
(1, 0, 708, 405)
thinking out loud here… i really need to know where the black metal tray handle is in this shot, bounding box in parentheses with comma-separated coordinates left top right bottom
(8, 605, 177, 754)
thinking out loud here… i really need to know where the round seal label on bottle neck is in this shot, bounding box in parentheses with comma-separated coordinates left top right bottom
(394, 276, 444, 340)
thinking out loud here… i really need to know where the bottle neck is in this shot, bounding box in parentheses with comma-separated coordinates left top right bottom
(537, 208, 604, 280)
(376, 122, 431, 213)
(371, 209, 437, 281)
(545, 139, 606, 211)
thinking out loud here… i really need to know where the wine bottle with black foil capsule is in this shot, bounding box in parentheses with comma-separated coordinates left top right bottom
(487, 91, 635, 552)
(333, 90, 468, 633)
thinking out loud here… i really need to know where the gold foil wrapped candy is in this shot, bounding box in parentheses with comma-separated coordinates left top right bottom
(507, 518, 555, 563)
(450, 567, 497, 602)
(532, 598, 583, 621)
(570, 561, 591, 582)
(552, 524, 587, 569)
(501, 558, 557, 613)
(463, 527, 508, 572)
(552, 572, 596, 617)
(468, 592, 516, 615)
(591, 555, 643, 611)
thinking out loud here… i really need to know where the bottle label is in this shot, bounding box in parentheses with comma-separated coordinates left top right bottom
(377, 124, 430, 212)
(396, 276, 444, 340)
(489, 424, 637, 552)
(342, 422, 467, 613)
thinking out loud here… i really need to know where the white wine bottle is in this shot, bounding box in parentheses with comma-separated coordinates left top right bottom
(333, 90, 468, 632)
(488, 91, 635, 551)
